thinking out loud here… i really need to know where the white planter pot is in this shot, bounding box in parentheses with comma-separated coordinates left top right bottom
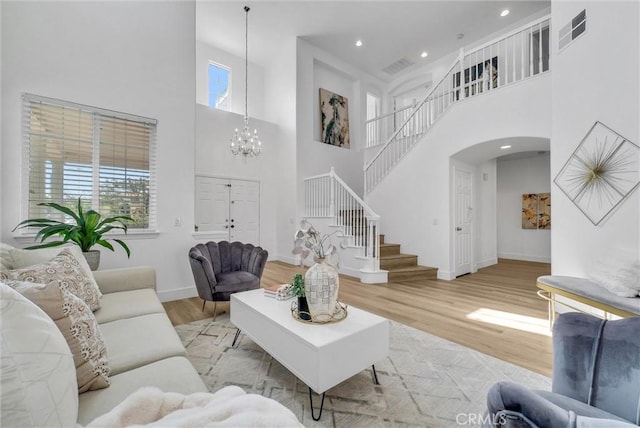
(83, 250, 101, 271)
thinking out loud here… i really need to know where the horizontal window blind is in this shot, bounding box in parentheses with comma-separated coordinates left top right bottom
(22, 93, 157, 230)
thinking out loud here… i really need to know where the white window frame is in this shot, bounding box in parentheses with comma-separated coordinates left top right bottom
(208, 61, 232, 111)
(20, 93, 158, 233)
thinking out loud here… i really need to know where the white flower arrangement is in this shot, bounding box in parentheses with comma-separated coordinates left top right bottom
(292, 220, 340, 266)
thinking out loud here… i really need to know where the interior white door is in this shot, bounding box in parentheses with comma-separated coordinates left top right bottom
(454, 167, 473, 277)
(229, 180, 260, 244)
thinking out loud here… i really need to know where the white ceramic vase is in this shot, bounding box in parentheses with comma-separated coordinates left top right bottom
(304, 258, 339, 322)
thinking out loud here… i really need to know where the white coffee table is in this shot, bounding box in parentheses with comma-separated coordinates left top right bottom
(230, 289, 390, 420)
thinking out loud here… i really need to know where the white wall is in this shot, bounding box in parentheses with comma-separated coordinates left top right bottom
(265, 39, 298, 264)
(194, 105, 279, 255)
(497, 153, 551, 263)
(366, 74, 551, 279)
(297, 39, 386, 200)
(551, 1, 639, 276)
(0, 1, 3, 236)
(195, 41, 266, 121)
(475, 159, 498, 269)
(1, 1, 197, 301)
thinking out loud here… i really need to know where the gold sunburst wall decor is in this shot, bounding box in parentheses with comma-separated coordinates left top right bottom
(554, 121, 640, 225)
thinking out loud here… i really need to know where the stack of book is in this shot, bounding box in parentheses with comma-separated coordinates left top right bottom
(263, 284, 293, 301)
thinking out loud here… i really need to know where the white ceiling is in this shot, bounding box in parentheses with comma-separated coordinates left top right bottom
(196, 1, 551, 82)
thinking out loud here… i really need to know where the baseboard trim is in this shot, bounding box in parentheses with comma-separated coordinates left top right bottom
(474, 258, 498, 270)
(158, 286, 198, 303)
(497, 252, 551, 263)
(360, 269, 388, 284)
(276, 255, 300, 266)
(338, 266, 362, 279)
(437, 270, 455, 280)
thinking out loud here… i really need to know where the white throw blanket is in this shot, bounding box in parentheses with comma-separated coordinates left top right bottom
(85, 386, 304, 427)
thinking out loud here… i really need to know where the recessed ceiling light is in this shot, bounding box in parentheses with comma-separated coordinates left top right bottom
(421, 51, 428, 58)
(500, 9, 510, 17)
(500, 145, 512, 149)
(355, 40, 363, 47)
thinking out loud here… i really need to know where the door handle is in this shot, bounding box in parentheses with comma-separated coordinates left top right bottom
(455, 227, 462, 231)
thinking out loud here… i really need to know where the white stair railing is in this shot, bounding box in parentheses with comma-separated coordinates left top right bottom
(304, 167, 381, 271)
(364, 15, 551, 194)
(365, 103, 415, 148)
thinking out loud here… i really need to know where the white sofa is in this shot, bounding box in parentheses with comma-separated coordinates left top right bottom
(1, 245, 208, 425)
(2, 243, 304, 427)
(76, 266, 208, 425)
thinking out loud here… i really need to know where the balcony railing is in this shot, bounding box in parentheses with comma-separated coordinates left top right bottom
(364, 15, 551, 193)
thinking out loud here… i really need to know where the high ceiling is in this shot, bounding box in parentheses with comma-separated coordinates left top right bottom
(196, 1, 550, 82)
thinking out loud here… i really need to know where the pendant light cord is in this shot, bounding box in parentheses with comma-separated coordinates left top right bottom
(244, 6, 249, 121)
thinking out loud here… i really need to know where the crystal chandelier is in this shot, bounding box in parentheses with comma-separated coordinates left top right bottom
(230, 6, 262, 157)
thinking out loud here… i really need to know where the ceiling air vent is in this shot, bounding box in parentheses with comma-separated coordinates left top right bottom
(381, 58, 415, 76)
(559, 9, 586, 51)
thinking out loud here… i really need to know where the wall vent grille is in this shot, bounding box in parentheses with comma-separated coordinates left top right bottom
(559, 9, 586, 50)
(381, 58, 415, 76)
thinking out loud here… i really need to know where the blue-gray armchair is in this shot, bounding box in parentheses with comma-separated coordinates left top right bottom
(189, 241, 268, 320)
(487, 312, 640, 427)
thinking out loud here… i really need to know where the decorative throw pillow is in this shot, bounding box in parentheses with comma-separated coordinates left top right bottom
(12, 280, 111, 392)
(587, 250, 640, 297)
(8, 245, 100, 299)
(9, 245, 95, 277)
(0, 282, 78, 427)
(0, 242, 15, 270)
(0, 248, 102, 310)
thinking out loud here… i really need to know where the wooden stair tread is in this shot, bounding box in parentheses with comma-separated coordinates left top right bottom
(389, 266, 437, 272)
(379, 236, 438, 281)
(380, 253, 416, 260)
(388, 265, 438, 282)
(379, 243, 401, 257)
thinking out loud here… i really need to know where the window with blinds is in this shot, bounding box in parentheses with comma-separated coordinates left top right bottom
(22, 93, 157, 230)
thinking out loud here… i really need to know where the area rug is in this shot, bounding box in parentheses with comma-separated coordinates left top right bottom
(175, 315, 550, 427)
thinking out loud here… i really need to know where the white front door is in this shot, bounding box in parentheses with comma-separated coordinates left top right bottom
(229, 180, 260, 245)
(195, 176, 230, 233)
(195, 176, 260, 244)
(454, 167, 473, 277)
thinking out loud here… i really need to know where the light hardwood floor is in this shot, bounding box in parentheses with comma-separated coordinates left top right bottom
(163, 259, 552, 376)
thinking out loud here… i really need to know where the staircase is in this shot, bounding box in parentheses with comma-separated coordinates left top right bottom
(379, 234, 438, 282)
(304, 168, 384, 283)
(364, 15, 551, 195)
(303, 169, 441, 283)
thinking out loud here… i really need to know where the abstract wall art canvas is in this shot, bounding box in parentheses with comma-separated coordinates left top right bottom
(320, 88, 350, 149)
(522, 194, 538, 229)
(522, 193, 551, 230)
(537, 192, 551, 229)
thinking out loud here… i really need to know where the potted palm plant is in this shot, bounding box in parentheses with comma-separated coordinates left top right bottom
(13, 198, 133, 270)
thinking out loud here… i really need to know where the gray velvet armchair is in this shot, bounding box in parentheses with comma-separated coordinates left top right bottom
(487, 312, 640, 427)
(189, 241, 268, 320)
